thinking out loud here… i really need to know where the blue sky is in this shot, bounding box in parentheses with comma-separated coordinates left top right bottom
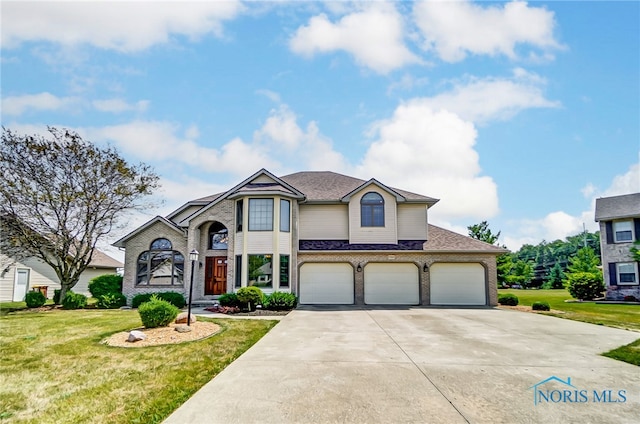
(2, 1, 639, 256)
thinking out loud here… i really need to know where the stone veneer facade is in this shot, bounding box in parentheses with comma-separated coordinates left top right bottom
(598, 221, 640, 301)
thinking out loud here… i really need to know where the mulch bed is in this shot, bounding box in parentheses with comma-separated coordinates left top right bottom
(204, 305, 290, 316)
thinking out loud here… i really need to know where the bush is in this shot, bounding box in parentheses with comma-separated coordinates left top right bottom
(498, 293, 519, 306)
(88, 274, 123, 298)
(567, 272, 604, 300)
(532, 301, 550, 311)
(263, 292, 297, 311)
(96, 293, 127, 309)
(132, 292, 186, 308)
(25, 291, 46, 308)
(218, 293, 240, 307)
(62, 292, 87, 309)
(236, 286, 263, 311)
(53, 289, 61, 305)
(138, 296, 179, 328)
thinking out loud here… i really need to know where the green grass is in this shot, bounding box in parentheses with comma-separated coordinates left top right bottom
(499, 289, 640, 366)
(0, 309, 277, 423)
(0, 299, 55, 314)
(499, 289, 640, 331)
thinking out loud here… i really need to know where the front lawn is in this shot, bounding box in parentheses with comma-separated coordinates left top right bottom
(0, 309, 277, 423)
(499, 289, 640, 332)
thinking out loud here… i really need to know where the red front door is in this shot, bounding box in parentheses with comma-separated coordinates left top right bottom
(205, 257, 227, 295)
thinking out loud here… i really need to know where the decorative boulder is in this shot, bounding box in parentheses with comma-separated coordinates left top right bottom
(175, 312, 197, 324)
(127, 330, 146, 343)
(175, 325, 192, 333)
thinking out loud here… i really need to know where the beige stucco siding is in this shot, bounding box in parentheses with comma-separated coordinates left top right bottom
(298, 204, 349, 239)
(397, 204, 428, 240)
(348, 188, 397, 244)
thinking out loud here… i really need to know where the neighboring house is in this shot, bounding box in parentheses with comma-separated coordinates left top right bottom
(114, 169, 505, 306)
(595, 192, 640, 300)
(0, 250, 123, 302)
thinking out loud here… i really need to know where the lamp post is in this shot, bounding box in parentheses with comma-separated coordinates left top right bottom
(187, 249, 199, 327)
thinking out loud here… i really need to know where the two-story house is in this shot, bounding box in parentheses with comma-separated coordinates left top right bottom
(114, 169, 505, 306)
(595, 192, 640, 300)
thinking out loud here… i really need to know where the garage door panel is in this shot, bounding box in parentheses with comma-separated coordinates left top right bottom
(430, 263, 486, 305)
(300, 263, 354, 304)
(364, 263, 419, 305)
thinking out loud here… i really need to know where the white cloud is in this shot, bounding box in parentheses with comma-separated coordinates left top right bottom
(256, 106, 305, 149)
(290, 3, 421, 74)
(357, 104, 499, 221)
(92, 98, 149, 113)
(415, 70, 560, 123)
(1, 1, 243, 52)
(256, 89, 281, 103)
(414, 0, 561, 62)
(1, 92, 78, 116)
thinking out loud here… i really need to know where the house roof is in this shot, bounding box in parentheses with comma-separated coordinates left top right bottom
(594, 192, 640, 221)
(280, 171, 439, 204)
(89, 249, 123, 268)
(423, 225, 508, 254)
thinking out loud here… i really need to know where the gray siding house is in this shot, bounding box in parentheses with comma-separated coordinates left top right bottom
(595, 192, 640, 300)
(114, 169, 505, 306)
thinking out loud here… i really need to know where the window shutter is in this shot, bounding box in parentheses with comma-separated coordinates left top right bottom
(605, 222, 614, 244)
(608, 263, 617, 285)
(634, 219, 640, 241)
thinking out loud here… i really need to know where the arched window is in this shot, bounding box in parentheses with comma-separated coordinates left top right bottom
(361, 192, 384, 227)
(136, 238, 184, 286)
(209, 222, 228, 250)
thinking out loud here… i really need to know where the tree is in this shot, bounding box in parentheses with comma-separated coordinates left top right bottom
(496, 253, 513, 287)
(509, 260, 534, 288)
(543, 262, 566, 289)
(467, 221, 501, 245)
(0, 127, 159, 303)
(566, 246, 600, 275)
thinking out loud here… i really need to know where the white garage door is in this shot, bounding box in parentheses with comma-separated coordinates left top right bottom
(299, 263, 354, 304)
(430, 263, 486, 305)
(364, 263, 419, 305)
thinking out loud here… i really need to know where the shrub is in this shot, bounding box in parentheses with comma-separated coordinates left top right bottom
(236, 286, 263, 311)
(25, 291, 47, 308)
(567, 272, 604, 300)
(263, 292, 297, 311)
(53, 289, 61, 305)
(132, 292, 186, 308)
(218, 293, 240, 307)
(138, 296, 179, 328)
(532, 301, 550, 311)
(88, 274, 123, 298)
(62, 292, 87, 309)
(498, 293, 519, 306)
(96, 293, 127, 309)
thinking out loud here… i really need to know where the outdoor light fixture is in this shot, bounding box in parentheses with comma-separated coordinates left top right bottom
(356, 263, 362, 272)
(187, 249, 199, 326)
(423, 263, 429, 272)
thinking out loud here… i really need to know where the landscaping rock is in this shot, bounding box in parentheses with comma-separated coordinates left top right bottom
(127, 330, 146, 342)
(175, 312, 197, 324)
(175, 325, 192, 333)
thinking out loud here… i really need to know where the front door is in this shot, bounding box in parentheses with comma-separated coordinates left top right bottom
(205, 257, 227, 295)
(13, 269, 30, 301)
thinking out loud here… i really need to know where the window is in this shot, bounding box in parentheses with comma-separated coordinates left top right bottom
(280, 199, 290, 232)
(279, 255, 290, 288)
(236, 200, 243, 232)
(248, 254, 272, 288)
(361, 192, 384, 227)
(208, 222, 228, 250)
(613, 220, 633, 242)
(617, 263, 638, 285)
(249, 199, 273, 231)
(137, 238, 184, 286)
(235, 255, 242, 288)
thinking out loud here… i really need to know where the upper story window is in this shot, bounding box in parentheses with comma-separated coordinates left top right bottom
(208, 222, 228, 250)
(236, 200, 243, 232)
(249, 198, 273, 231)
(361, 192, 384, 227)
(137, 238, 184, 286)
(280, 199, 290, 232)
(613, 220, 633, 242)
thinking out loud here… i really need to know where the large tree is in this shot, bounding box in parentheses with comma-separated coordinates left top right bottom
(467, 221, 501, 245)
(0, 127, 159, 303)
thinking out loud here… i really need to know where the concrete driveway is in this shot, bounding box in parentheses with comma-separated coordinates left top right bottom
(165, 307, 639, 424)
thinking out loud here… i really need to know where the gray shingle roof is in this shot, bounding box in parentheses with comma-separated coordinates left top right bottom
(423, 225, 507, 253)
(594, 193, 640, 221)
(280, 171, 438, 203)
(89, 249, 123, 268)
